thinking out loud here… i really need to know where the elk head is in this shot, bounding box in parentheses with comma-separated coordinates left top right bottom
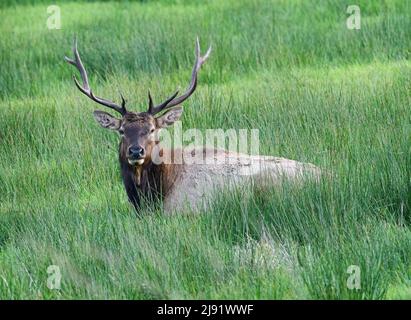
(65, 38, 211, 173)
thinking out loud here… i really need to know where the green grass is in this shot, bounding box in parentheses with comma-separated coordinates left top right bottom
(0, 0, 410, 299)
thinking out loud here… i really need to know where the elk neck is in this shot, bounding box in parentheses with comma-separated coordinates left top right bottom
(118, 142, 180, 212)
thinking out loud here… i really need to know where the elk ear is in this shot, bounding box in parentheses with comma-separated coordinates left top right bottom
(93, 110, 121, 130)
(155, 107, 183, 128)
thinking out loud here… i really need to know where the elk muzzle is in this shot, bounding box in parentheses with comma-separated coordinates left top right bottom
(127, 145, 145, 165)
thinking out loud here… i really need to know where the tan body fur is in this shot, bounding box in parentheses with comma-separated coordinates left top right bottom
(140, 147, 320, 213)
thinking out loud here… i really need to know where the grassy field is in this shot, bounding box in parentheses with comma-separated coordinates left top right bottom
(0, 0, 410, 299)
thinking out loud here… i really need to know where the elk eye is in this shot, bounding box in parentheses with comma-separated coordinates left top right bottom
(118, 129, 125, 135)
(150, 128, 155, 134)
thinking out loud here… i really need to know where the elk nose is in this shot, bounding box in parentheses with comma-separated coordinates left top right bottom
(129, 146, 145, 158)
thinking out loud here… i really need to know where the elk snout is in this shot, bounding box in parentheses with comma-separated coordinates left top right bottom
(128, 145, 145, 165)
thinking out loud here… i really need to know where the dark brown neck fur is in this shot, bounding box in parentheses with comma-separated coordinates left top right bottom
(119, 145, 180, 213)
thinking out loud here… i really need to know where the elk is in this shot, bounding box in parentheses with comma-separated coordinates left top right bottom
(65, 38, 320, 214)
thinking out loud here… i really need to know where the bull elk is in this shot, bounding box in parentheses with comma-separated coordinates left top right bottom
(65, 38, 320, 213)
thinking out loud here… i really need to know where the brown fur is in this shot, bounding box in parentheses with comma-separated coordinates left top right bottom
(119, 136, 183, 212)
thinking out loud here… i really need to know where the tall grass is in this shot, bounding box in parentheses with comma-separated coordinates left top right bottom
(0, 0, 410, 299)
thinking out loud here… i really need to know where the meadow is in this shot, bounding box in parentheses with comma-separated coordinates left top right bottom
(0, 0, 410, 299)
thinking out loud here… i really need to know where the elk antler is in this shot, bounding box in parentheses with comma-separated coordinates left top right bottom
(147, 37, 211, 116)
(65, 38, 127, 116)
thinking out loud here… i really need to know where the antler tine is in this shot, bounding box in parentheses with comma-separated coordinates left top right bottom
(147, 37, 211, 115)
(120, 92, 127, 108)
(148, 90, 154, 113)
(65, 37, 127, 116)
(148, 89, 180, 115)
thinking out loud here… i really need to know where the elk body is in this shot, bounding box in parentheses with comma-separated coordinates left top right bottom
(65, 39, 320, 214)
